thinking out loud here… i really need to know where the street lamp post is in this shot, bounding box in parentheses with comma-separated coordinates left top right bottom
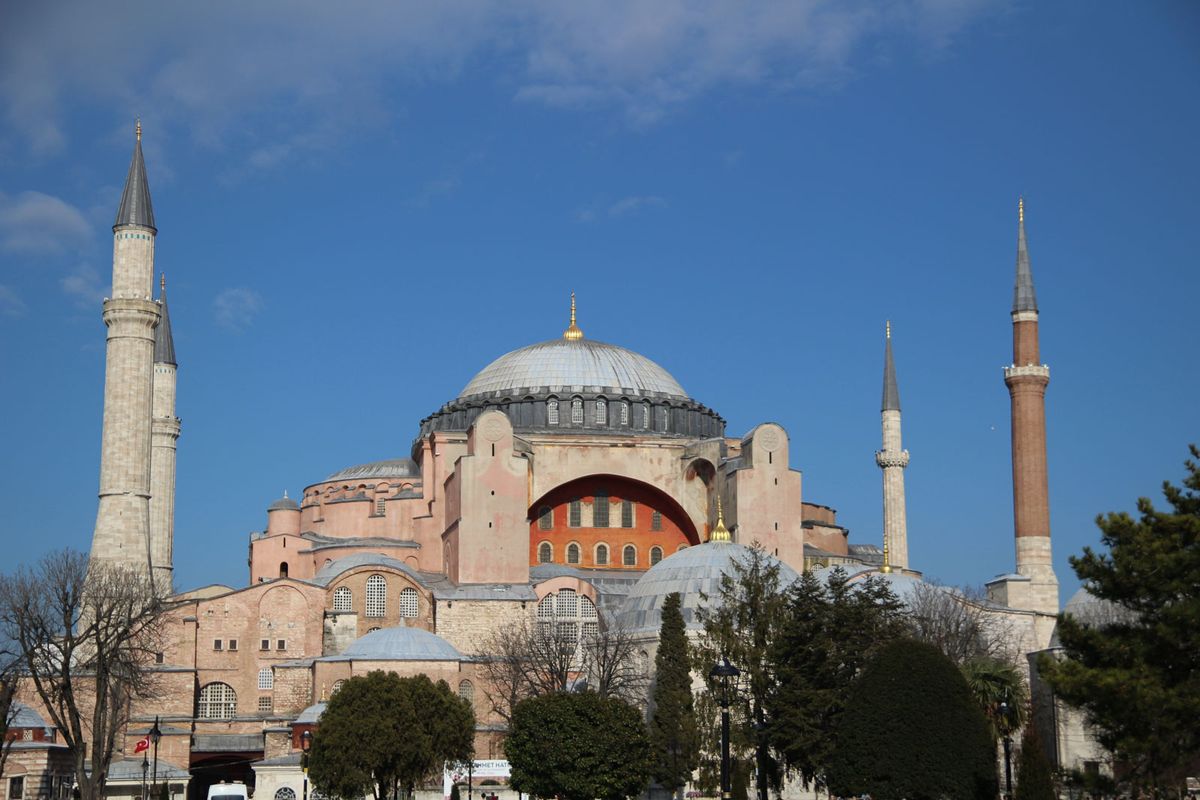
(709, 657, 740, 800)
(149, 716, 162, 800)
(141, 754, 149, 800)
(301, 730, 313, 800)
(999, 701, 1013, 799)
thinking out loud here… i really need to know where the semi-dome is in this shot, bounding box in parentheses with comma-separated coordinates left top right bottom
(618, 542, 801, 634)
(326, 459, 420, 481)
(332, 626, 462, 661)
(460, 337, 688, 399)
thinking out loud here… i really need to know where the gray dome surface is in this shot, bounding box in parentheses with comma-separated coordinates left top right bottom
(326, 459, 420, 481)
(268, 495, 300, 511)
(295, 702, 326, 724)
(312, 554, 424, 586)
(617, 542, 800, 634)
(331, 626, 462, 661)
(461, 338, 687, 399)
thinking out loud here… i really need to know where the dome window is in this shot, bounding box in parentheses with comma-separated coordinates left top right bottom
(571, 398, 583, 425)
(595, 543, 609, 566)
(365, 575, 387, 618)
(620, 401, 629, 425)
(538, 542, 553, 564)
(650, 546, 664, 566)
(595, 398, 607, 425)
(547, 399, 559, 425)
(641, 402, 651, 429)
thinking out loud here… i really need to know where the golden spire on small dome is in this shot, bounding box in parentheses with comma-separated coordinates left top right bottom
(1018, 196, 1024, 224)
(563, 292, 584, 341)
(710, 495, 731, 543)
(136, 118, 142, 143)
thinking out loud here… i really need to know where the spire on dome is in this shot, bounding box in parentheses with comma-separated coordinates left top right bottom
(562, 292, 584, 340)
(154, 273, 176, 365)
(882, 320, 900, 412)
(710, 495, 731, 543)
(1013, 196, 1037, 313)
(114, 119, 156, 232)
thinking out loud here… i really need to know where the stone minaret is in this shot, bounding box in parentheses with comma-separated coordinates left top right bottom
(1003, 198, 1058, 615)
(149, 274, 180, 587)
(875, 322, 910, 571)
(90, 121, 161, 575)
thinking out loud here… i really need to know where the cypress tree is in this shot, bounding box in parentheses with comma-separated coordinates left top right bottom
(1013, 725, 1055, 800)
(650, 592, 699, 797)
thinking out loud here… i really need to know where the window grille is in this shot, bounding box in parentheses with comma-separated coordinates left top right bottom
(258, 696, 273, 713)
(595, 544, 609, 566)
(258, 668, 273, 690)
(571, 398, 583, 424)
(569, 499, 582, 527)
(365, 574, 386, 617)
(274, 789, 296, 800)
(595, 398, 607, 425)
(566, 543, 581, 564)
(198, 682, 237, 719)
(642, 403, 651, 428)
(333, 586, 352, 612)
(538, 542, 553, 563)
(650, 546, 664, 566)
(651, 510, 663, 531)
(620, 402, 629, 425)
(367, 627, 380, 633)
(538, 506, 553, 530)
(621, 499, 634, 528)
(400, 587, 419, 618)
(332, 680, 345, 694)
(583, 621, 599, 639)
(375, 498, 386, 516)
(593, 491, 610, 527)
(623, 545, 637, 566)
(548, 399, 559, 425)
(458, 680, 475, 702)
(556, 588, 578, 617)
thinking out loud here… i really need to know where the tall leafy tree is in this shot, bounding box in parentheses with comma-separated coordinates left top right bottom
(826, 638, 997, 800)
(1040, 446, 1200, 795)
(506, 691, 652, 800)
(649, 592, 699, 797)
(766, 568, 905, 790)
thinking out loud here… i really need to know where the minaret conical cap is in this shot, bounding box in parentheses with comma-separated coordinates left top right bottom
(1013, 197, 1037, 313)
(154, 273, 176, 365)
(114, 119, 156, 232)
(882, 321, 900, 412)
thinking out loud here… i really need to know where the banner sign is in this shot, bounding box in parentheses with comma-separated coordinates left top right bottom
(443, 760, 511, 799)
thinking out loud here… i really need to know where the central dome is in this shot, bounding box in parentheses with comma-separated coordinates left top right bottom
(460, 337, 688, 399)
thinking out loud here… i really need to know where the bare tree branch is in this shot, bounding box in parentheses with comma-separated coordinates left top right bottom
(905, 582, 1014, 666)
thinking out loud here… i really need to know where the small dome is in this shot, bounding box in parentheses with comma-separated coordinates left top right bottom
(336, 626, 462, 661)
(1062, 587, 1133, 626)
(295, 702, 326, 724)
(460, 338, 688, 399)
(312, 554, 423, 586)
(326, 459, 421, 481)
(617, 542, 800, 634)
(268, 494, 299, 511)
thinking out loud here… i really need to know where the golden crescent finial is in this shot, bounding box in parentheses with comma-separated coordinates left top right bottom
(1018, 196, 1024, 224)
(136, 118, 142, 143)
(710, 495, 731, 543)
(881, 532, 892, 573)
(563, 291, 584, 340)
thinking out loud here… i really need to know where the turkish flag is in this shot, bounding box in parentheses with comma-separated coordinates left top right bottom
(134, 737, 150, 754)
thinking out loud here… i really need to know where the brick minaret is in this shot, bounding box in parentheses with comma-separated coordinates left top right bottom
(875, 321, 910, 570)
(90, 121, 161, 576)
(149, 274, 180, 588)
(1003, 198, 1058, 616)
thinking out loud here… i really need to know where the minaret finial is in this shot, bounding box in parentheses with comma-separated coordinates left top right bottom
(881, 533, 892, 573)
(1018, 196, 1024, 224)
(563, 291, 584, 340)
(886, 319, 891, 340)
(136, 118, 142, 142)
(160, 273, 166, 293)
(710, 495, 732, 543)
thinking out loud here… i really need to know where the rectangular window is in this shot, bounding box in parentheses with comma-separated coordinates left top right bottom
(621, 499, 634, 528)
(539, 507, 553, 530)
(155, 652, 165, 664)
(375, 498, 386, 516)
(258, 696, 273, 713)
(228, 639, 238, 651)
(260, 639, 270, 651)
(276, 639, 286, 651)
(10, 776, 24, 800)
(213, 639, 223, 651)
(651, 511, 663, 531)
(569, 499, 581, 528)
(593, 493, 610, 527)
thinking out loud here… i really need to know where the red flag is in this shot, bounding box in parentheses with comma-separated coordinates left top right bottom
(134, 736, 150, 754)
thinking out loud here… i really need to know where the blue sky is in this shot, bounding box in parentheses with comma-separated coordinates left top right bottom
(1, 1, 1196, 600)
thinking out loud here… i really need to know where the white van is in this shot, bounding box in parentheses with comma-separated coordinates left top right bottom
(207, 782, 250, 800)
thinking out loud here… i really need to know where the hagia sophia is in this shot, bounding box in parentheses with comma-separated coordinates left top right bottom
(2, 127, 1106, 800)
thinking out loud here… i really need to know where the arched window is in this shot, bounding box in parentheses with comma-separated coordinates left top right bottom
(595, 398, 607, 425)
(333, 586, 352, 612)
(279, 562, 289, 578)
(650, 546, 664, 566)
(275, 789, 297, 800)
(571, 398, 583, 424)
(641, 402, 651, 428)
(623, 545, 637, 567)
(367, 627, 381, 633)
(566, 543, 581, 565)
(399, 587, 419, 618)
(538, 542, 553, 564)
(621, 499, 634, 528)
(538, 506, 553, 530)
(258, 668, 273, 690)
(677, 544, 688, 552)
(619, 401, 629, 425)
(581, 596, 599, 639)
(198, 682, 237, 719)
(547, 399, 559, 425)
(595, 543, 609, 566)
(365, 575, 386, 618)
(458, 680, 475, 703)
(332, 679, 346, 695)
(593, 491, 610, 527)
(568, 499, 582, 528)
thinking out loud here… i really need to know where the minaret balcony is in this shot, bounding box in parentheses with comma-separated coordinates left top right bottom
(875, 449, 910, 469)
(1003, 364, 1050, 381)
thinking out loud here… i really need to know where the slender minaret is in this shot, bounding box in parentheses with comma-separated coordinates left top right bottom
(149, 273, 180, 588)
(1003, 198, 1058, 615)
(875, 321, 910, 570)
(90, 120, 161, 575)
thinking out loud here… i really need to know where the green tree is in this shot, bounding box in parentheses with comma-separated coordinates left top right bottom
(649, 593, 699, 797)
(1013, 724, 1055, 800)
(961, 656, 1027, 741)
(1040, 446, 1200, 796)
(507, 691, 652, 800)
(826, 638, 997, 800)
(308, 672, 474, 800)
(766, 568, 905, 790)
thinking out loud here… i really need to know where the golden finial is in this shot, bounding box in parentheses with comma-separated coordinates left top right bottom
(886, 320, 891, 340)
(710, 495, 731, 543)
(881, 533, 892, 573)
(136, 118, 142, 142)
(320, 682, 327, 701)
(562, 291, 584, 341)
(1018, 196, 1024, 224)
(160, 273, 166, 292)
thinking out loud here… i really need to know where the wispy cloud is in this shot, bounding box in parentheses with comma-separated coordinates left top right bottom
(608, 195, 666, 217)
(0, 191, 91, 254)
(60, 264, 108, 308)
(213, 287, 263, 333)
(0, 285, 25, 317)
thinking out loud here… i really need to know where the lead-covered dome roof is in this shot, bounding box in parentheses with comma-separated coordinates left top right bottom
(328, 626, 462, 661)
(460, 338, 688, 400)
